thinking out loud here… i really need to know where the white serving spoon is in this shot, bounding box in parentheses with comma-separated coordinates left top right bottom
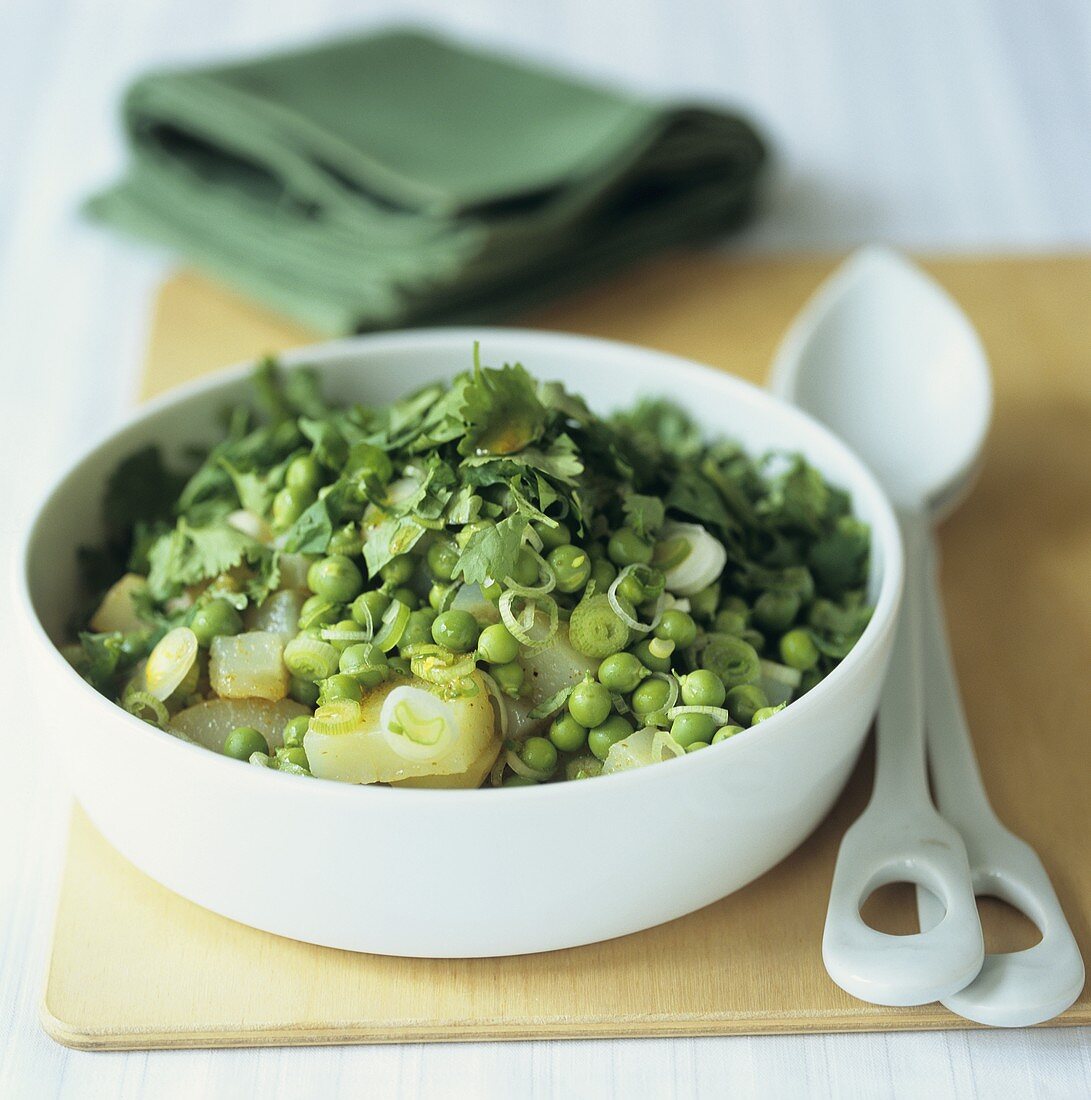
(771, 246, 1084, 1023)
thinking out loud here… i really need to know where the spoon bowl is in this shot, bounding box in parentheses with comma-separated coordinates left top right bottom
(771, 247, 992, 510)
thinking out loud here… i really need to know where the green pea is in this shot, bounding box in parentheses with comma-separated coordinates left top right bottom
(799, 667, 825, 694)
(117, 629, 153, 669)
(380, 555, 415, 586)
(503, 774, 538, 787)
(568, 679, 612, 729)
(340, 643, 389, 687)
(272, 486, 313, 530)
(389, 586, 419, 610)
(481, 579, 503, 602)
(725, 684, 768, 726)
(288, 676, 320, 706)
(680, 669, 726, 708)
(536, 521, 571, 550)
(548, 544, 592, 594)
(631, 677, 671, 716)
(652, 535, 691, 571)
(753, 590, 800, 632)
(426, 538, 460, 582)
(326, 619, 365, 652)
(190, 598, 243, 647)
(298, 594, 342, 630)
(400, 608, 438, 649)
(510, 548, 541, 587)
(607, 527, 653, 566)
(327, 523, 363, 557)
(689, 583, 720, 620)
(751, 706, 782, 726)
(283, 714, 311, 748)
(387, 655, 412, 676)
(490, 660, 524, 697)
(456, 520, 493, 549)
(565, 755, 604, 781)
(655, 609, 697, 649)
(721, 595, 749, 616)
(308, 555, 363, 603)
(428, 582, 456, 612)
(548, 713, 588, 753)
(431, 610, 480, 653)
(685, 741, 710, 753)
(319, 674, 363, 703)
(478, 623, 519, 665)
(670, 712, 717, 747)
(780, 627, 820, 671)
(223, 726, 268, 761)
(631, 638, 672, 673)
(285, 454, 321, 493)
(615, 572, 646, 605)
(521, 736, 558, 775)
(346, 442, 393, 484)
(711, 724, 745, 744)
(279, 746, 310, 770)
(590, 556, 617, 590)
(588, 715, 634, 761)
(713, 608, 748, 636)
(350, 589, 391, 629)
(597, 652, 647, 694)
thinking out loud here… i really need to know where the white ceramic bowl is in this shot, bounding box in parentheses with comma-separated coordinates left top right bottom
(18, 329, 902, 958)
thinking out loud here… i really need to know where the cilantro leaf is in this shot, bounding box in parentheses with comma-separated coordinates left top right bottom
(457, 363, 547, 458)
(455, 514, 528, 585)
(621, 491, 666, 539)
(145, 519, 269, 601)
(282, 498, 333, 554)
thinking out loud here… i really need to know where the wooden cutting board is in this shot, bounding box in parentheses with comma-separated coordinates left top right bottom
(42, 254, 1091, 1050)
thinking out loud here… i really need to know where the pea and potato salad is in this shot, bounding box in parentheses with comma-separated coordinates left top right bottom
(68, 352, 872, 788)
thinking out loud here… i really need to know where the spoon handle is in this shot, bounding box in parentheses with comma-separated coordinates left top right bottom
(915, 531, 1085, 1026)
(822, 511, 983, 1006)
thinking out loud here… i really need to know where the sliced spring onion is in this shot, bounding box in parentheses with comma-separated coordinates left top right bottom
(660, 521, 727, 596)
(647, 636, 675, 661)
(503, 746, 551, 782)
(607, 565, 663, 634)
(503, 547, 556, 598)
(283, 636, 340, 681)
(499, 591, 558, 650)
(411, 650, 477, 685)
(123, 690, 169, 727)
(527, 684, 575, 721)
(759, 659, 803, 689)
(374, 599, 411, 652)
(310, 699, 362, 736)
(144, 627, 198, 702)
(477, 669, 510, 741)
(651, 728, 687, 761)
(667, 704, 733, 726)
(380, 686, 458, 761)
(320, 627, 371, 645)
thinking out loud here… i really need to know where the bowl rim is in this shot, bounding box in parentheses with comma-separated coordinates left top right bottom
(16, 325, 904, 805)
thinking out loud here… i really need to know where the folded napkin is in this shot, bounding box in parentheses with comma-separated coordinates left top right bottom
(88, 30, 766, 333)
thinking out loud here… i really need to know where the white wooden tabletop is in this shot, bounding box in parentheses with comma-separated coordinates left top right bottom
(2, 0, 1089, 1096)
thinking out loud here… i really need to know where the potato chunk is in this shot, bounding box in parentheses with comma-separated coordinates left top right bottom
(89, 573, 147, 634)
(168, 698, 308, 753)
(305, 673, 499, 785)
(209, 631, 289, 701)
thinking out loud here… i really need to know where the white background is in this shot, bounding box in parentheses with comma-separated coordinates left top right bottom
(2, 0, 1090, 1096)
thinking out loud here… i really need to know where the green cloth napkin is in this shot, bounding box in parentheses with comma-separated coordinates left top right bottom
(88, 30, 766, 333)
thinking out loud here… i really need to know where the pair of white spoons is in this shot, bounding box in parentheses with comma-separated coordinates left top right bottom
(770, 247, 1084, 1027)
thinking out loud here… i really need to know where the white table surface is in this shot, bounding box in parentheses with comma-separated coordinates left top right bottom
(2, 0, 1089, 1096)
